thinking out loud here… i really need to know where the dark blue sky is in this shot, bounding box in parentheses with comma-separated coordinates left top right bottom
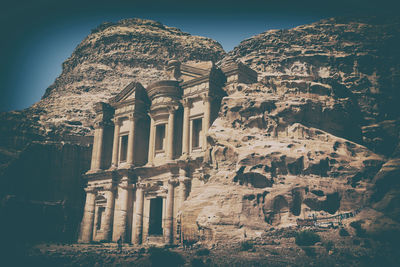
(0, 0, 395, 112)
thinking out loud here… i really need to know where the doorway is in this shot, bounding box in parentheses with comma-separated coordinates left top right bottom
(148, 197, 163, 235)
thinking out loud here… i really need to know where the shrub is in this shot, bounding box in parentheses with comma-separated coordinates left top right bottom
(302, 246, 316, 257)
(191, 258, 205, 267)
(350, 221, 366, 237)
(240, 240, 254, 251)
(339, 228, 350, 237)
(148, 247, 185, 267)
(195, 248, 210, 256)
(323, 240, 335, 251)
(295, 230, 321, 246)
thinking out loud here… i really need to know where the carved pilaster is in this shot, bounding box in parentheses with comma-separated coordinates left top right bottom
(132, 181, 146, 244)
(111, 117, 122, 169)
(147, 114, 155, 166)
(112, 177, 132, 242)
(202, 94, 212, 151)
(165, 178, 178, 244)
(101, 184, 115, 241)
(166, 108, 177, 162)
(126, 113, 136, 167)
(90, 121, 105, 171)
(78, 187, 97, 243)
(182, 99, 192, 157)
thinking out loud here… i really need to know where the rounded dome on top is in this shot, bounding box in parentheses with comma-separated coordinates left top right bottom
(146, 80, 181, 100)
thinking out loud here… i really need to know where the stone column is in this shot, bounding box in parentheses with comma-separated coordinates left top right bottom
(202, 95, 212, 151)
(101, 184, 115, 241)
(112, 178, 131, 242)
(111, 118, 121, 169)
(90, 122, 104, 171)
(166, 108, 176, 161)
(147, 116, 155, 166)
(126, 114, 136, 167)
(178, 170, 190, 208)
(165, 179, 177, 244)
(132, 183, 145, 244)
(78, 187, 96, 243)
(90, 130, 99, 171)
(181, 99, 191, 157)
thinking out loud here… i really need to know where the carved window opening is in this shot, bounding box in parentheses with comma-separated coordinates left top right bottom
(119, 135, 128, 162)
(149, 197, 163, 236)
(95, 195, 106, 231)
(96, 206, 105, 230)
(155, 124, 166, 152)
(192, 118, 202, 149)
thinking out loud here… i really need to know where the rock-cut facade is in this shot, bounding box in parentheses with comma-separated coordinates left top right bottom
(78, 59, 257, 245)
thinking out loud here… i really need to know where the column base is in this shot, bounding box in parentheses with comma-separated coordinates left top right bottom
(117, 163, 135, 169)
(86, 169, 102, 174)
(108, 165, 118, 171)
(179, 154, 190, 160)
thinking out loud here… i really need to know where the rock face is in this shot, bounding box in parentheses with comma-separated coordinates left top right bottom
(0, 18, 225, 243)
(180, 83, 385, 242)
(179, 16, 400, 242)
(0, 142, 91, 243)
(224, 16, 400, 156)
(1, 16, 400, 244)
(36, 18, 225, 137)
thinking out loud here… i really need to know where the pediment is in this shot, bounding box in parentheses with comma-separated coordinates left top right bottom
(180, 61, 213, 82)
(111, 82, 148, 105)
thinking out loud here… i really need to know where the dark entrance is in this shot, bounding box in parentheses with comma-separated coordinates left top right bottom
(149, 197, 163, 235)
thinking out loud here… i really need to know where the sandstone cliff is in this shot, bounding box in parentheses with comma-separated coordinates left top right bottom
(1, 16, 400, 244)
(0, 18, 225, 242)
(0, 18, 225, 158)
(179, 16, 400, 242)
(224, 16, 400, 156)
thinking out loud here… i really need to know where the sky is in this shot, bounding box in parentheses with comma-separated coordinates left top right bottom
(0, 0, 396, 112)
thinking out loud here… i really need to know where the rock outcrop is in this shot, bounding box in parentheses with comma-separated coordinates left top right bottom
(0, 18, 225, 243)
(179, 16, 400, 242)
(180, 83, 386, 242)
(1, 16, 400, 244)
(224, 16, 400, 156)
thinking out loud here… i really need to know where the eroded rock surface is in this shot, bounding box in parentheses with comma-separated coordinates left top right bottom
(1, 16, 400, 245)
(181, 83, 387, 242)
(180, 16, 400, 243)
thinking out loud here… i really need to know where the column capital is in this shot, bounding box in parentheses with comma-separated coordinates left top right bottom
(179, 177, 191, 186)
(84, 187, 97, 193)
(113, 117, 122, 125)
(136, 182, 150, 190)
(95, 120, 113, 129)
(94, 121, 104, 129)
(103, 184, 116, 192)
(168, 105, 179, 114)
(128, 113, 136, 121)
(178, 168, 187, 177)
(147, 112, 153, 119)
(118, 177, 133, 190)
(202, 93, 213, 103)
(168, 178, 179, 187)
(182, 98, 193, 108)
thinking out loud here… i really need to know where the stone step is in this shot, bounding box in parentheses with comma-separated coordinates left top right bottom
(146, 235, 165, 245)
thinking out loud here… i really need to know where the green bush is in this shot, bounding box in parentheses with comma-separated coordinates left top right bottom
(195, 248, 210, 256)
(302, 246, 316, 257)
(240, 240, 254, 251)
(350, 221, 366, 237)
(191, 257, 205, 267)
(148, 247, 185, 267)
(339, 228, 350, 236)
(323, 240, 335, 251)
(295, 230, 321, 246)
